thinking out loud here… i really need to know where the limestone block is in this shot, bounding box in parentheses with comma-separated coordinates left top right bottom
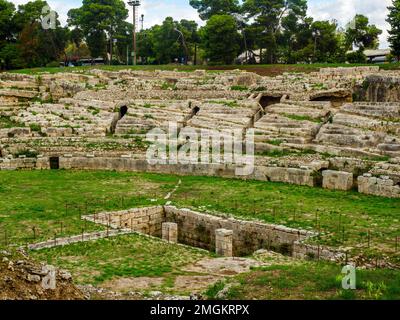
(162, 222, 178, 243)
(322, 170, 353, 191)
(215, 229, 233, 257)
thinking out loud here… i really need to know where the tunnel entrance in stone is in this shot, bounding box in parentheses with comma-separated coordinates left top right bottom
(49, 157, 60, 170)
(119, 105, 128, 119)
(110, 105, 128, 134)
(192, 106, 200, 116)
(310, 95, 351, 107)
(259, 94, 283, 109)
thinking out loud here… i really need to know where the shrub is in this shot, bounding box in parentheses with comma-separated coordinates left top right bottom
(231, 85, 248, 91)
(45, 61, 60, 68)
(14, 149, 38, 158)
(29, 124, 42, 132)
(346, 51, 367, 63)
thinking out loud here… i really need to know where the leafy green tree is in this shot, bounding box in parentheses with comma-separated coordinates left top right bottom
(177, 19, 200, 63)
(0, 43, 25, 69)
(12, 1, 68, 68)
(0, 0, 17, 69)
(68, 0, 128, 59)
(151, 17, 182, 64)
(200, 14, 240, 64)
(242, 0, 308, 63)
(190, 0, 240, 20)
(387, 0, 400, 61)
(345, 14, 382, 51)
(0, 0, 16, 42)
(346, 50, 367, 63)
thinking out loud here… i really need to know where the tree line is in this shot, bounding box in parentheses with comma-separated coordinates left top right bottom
(0, 0, 400, 69)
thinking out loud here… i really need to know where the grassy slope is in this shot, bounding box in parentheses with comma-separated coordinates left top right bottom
(30, 233, 210, 290)
(0, 170, 176, 245)
(0, 170, 399, 261)
(206, 260, 400, 300)
(8, 63, 400, 76)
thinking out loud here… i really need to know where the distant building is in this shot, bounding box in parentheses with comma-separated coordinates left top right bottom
(346, 49, 392, 64)
(364, 49, 392, 63)
(236, 49, 261, 64)
(60, 57, 105, 67)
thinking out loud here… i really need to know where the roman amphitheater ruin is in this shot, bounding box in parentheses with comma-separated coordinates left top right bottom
(1, 66, 400, 298)
(1, 66, 400, 197)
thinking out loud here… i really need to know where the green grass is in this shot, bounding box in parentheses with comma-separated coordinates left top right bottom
(207, 261, 400, 300)
(230, 85, 249, 91)
(0, 170, 399, 263)
(29, 233, 209, 286)
(0, 116, 25, 129)
(257, 148, 317, 157)
(266, 139, 284, 146)
(283, 114, 323, 123)
(0, 170, 178, 246)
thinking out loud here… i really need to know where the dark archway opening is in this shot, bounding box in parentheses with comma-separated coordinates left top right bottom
(192, 106, 200, 116)
(110, 106, 129, 134)
(259, 95, 283, 109)
(310, 95, 351, 107)
(119, 105, 128, 119)
(49, 157, 59, 170)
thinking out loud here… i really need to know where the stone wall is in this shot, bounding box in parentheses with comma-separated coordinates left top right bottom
(34, 204, 345, 263)
(254, 166, 316, 187)
(4, 155, 400, 199)
(364, 74, 400, 102)
(82, 206, 165, 237)
(358, 174, 400, 198)
(292, 241, 345, 261)
(163, 206, 314, 256)
(28, 229, 134, 250)
(0, 156, 49, 170)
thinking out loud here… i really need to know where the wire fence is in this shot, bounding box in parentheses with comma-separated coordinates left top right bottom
(0, 194, 399, 268)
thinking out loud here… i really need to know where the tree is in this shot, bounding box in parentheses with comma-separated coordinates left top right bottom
(242, 0, 308, 63)
(189, 0, 240, 20)
(177, 19, 200, 63)
(387, 0, 400, 61)
(0, 43, 25, 69)
(200, 14, 240, 64)
(13, 1, 68, 67)
(0, 0, 17, 69)
(151, 17, 183, 64)
(67, 0, 128, 60)
(0, 0, 16, 43)
(345, 14, 382, 51)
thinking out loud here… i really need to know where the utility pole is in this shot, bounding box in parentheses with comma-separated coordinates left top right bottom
(312, 30, 321, 63)
(140, 14, 144, 31)
(174, 28, 189, 65)
(128, 1, 141, 65)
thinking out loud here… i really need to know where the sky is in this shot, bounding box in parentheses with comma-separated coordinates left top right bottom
(10, 0, 393, 48)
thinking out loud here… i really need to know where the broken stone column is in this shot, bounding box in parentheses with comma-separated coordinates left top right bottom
(215, 229, 233, 257)
(162, 222, 178, 243)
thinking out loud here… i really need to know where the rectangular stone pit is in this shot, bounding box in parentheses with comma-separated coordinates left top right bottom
(83, 205, 315, 257)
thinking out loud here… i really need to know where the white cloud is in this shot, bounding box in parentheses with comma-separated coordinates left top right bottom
(308, 0, 392, 48)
